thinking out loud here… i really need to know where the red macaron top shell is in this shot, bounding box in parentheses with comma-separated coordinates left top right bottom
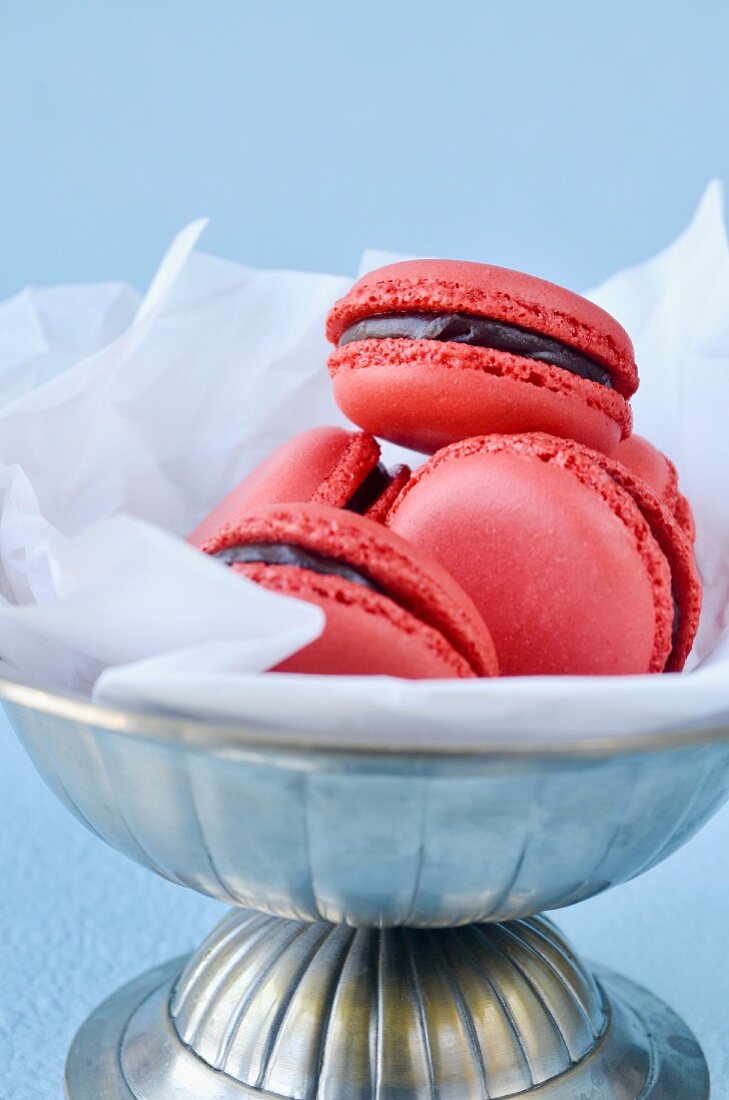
(327, 259, 638, 398)
(189, 427, 386, 548)
(568, 440, 701, 671)
(613, 435, 679, 510)
(386, 434, 700, 676)
(613, 434, 697, 543)
(203, 502, 499, 678)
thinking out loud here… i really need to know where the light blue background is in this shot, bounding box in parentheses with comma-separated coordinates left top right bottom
(1, 1, 729, 298)
(2, 3, 729, 1097)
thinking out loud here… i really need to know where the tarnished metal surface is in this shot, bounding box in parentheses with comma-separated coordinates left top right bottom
(171, 912, 607, 1096)
(6, 691, 729, 925)
(3, 670, 720, 1097)
(65, 913, 709, 1099)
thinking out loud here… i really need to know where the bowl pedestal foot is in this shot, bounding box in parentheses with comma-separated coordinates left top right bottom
(65, 908, 709, 1099)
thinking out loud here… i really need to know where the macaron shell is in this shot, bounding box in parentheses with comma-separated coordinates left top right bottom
(329, 338, 630, 454)
(238, 562, 475, 679)
(612, 435, 678, 507)
(567, 441, 702, 671)
(387, 437, 674, 676)
(327, 258, 637, 397)
(204, 502, 499, 678)
(310, 430, 383, 508)
(612, 434, 697, 543)
(189, 427, 380, 547)
(675, 492, 697, 543)
(364, 463, 411, 523)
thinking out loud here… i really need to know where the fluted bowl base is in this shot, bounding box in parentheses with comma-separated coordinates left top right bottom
(64, 912, 709, 1099)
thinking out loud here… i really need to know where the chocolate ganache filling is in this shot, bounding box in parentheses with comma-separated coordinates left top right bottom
(339, 312, 613, 389)
(345, 462, 395, 514)
(214, 542, 381, 592)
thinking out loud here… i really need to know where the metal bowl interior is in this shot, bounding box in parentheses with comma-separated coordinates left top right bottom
(3, 669, 729, 927)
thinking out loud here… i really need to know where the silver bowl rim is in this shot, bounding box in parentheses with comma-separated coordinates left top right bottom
(1, 666, 729, 760)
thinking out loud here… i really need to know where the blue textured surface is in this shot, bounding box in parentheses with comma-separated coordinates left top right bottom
(1, 2, 729, 297)
(1, 706, 729, 1098)
(2, 5, 729, 1096)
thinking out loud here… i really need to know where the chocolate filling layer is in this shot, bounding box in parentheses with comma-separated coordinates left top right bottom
(214, 541, 381, 592)
(345, 462, 395, 515)
(339, 311, 613, 389)
(672, 586, 680, 650)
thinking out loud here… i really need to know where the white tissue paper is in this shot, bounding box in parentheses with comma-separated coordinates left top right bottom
(0, 185, 727, 745)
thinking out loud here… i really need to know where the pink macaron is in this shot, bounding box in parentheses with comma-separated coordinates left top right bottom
(613, 434, 696, 543)
(189, 426, 410, 548)
(386, 433, 701, 677)
(326, 259, 637, 455)
(200, 502, 499, 679)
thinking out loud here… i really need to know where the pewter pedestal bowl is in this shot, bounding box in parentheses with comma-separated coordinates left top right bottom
(3, 670, 727, 1099)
